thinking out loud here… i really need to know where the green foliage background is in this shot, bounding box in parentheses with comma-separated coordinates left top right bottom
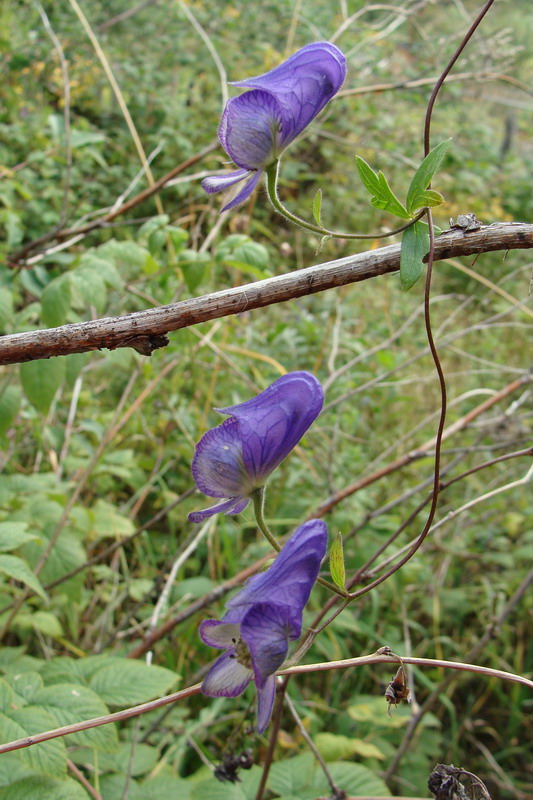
(0, 0, 532, 797)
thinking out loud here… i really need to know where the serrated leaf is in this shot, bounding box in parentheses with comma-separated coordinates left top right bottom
(72, 741, 156, 776)
(329, 533, 346, 590)
(41, 275, 71, 327)
(406, 139, 451, 214)
(8, 671, 44, 702)
(32, 683, 118, 752)
(0, 554, 47, 599)
(312, 189, 323, 226)
(89, 659, 179, 706)
(0, 522, 38, 553)
(0, 386, 21, 438)
(0, 706, 67, 777)
(326, 762, 391, 796)
(0, 775, 90, 800)
(400, 221, 430, 291)
(19, 358, 65, 415)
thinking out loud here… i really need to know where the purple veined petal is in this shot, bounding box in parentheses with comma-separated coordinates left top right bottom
(256, 674, 276, 734)
(201, 168, 250, 195)
(191, 417, 250, 498)
(220, 90, 283, 170)
(188, 495, 249, 524)
(230, 42, 346, 148)
(240, 602, 295, 688)
(199, 620, 241, 648)
(217, 371, 324, 486)
(220, 169, 263, 212)
(201, 650, 253, 698)
(227, 519, 328, 612)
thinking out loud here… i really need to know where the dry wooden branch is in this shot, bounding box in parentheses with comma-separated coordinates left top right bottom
(1, 222, 531, 366)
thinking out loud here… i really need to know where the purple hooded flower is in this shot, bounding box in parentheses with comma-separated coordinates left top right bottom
(202, 42, 346, 210)
(188, 371, 324, 523)
(199, 519, 328, 732)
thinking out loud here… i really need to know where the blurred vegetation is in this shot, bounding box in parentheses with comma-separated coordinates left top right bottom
(0, 0, 532, 798)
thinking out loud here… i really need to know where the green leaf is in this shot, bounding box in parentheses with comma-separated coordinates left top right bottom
(72, 741, 155, 776)
(0, 776, 90, 800)
(41, 275, 71, 328)
(0, 386, 21, 438)
(355, 155, 381, 196)
(19, 358, 65, 414)
(70, 129, 106, 148)
(224, 241, 270, 280)
(414, 189, 445, 208)
(14, 611, 63, 638)
(65, 352, 88, 387)
(329, 533, 346, 590)
(88, 659, 179, 706)
(32, 683, 118, 752)
(0, 554, 47, 599)
(312, 189, 323, 226)
(70, 266, 107, 315)
(406, 139, 451, 214)
(178, 250, 211, 293)
(327, 762, 391, 796)
(0, 287, 14, 331)
(0, 522, 38, 553)
(355, 156, 410, 220)
(190, 779, 247, 800)
(268, 753, 391, 798)
(7, 671, 44, 703)
(315, 732, 385, 762)
(223, 259, 269, 281)
(97, 775, 143, 800)
(0, 706, 67, 777)
(400, 221, 430, 291)
(141, 774, 193, 800)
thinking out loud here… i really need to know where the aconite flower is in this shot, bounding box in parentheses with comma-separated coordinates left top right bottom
(199, 519, 328, 732)
(188, 371, 324, 523)
(202, 42, 346, 210)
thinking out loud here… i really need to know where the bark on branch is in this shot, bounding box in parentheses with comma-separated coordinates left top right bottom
(1, 221, 531, 366)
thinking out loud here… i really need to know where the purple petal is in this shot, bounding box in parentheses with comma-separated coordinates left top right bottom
(188, 495, 249, 524)
(201, 650, 252, 697)
(217, 371, 324, 486)
(240, 602, 294, 687)
(220, 90, 283, 169)
(191, 417, 250, 498)
(201, 168, 250, 195)
(256, 674, 276, 734)
(231, 42, 346, 148)
(199, 620, 241, 648)
(227, 519, 327, 612)
(220, 169, 263, 211)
